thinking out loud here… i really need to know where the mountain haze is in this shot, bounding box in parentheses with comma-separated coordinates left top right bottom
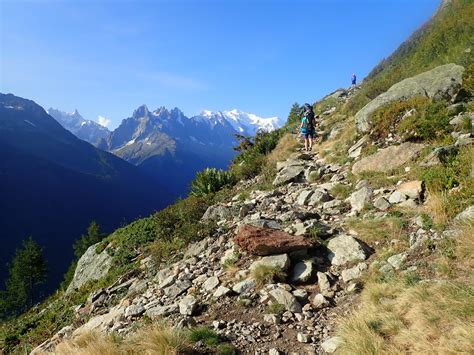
(0, 93, 173, 293)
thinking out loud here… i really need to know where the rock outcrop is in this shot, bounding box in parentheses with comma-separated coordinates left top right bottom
(352, 142, 424, 175)
(356, 63, 465, 133)
(66, 243, 112, 294)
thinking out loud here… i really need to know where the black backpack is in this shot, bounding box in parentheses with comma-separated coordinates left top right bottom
(303, 104, 315, 130)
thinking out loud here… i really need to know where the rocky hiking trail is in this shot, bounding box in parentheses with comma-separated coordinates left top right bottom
(34, 143, 469, 355)
(30, 62, 474, 354)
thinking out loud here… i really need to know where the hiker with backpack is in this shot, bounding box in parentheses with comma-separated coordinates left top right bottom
(300, 103, 316, 151)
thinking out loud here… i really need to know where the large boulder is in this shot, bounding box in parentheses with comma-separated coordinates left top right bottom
(273, 165, 305, 186)
(327, 235, 368, 266)
(235, 225, 313, 256)
(349, 186, 373, 213)
(352, 143, 424, 175)
(269, 288, 302, 313)
(66, 243, 112, 294)
(356, 63, 465, 133)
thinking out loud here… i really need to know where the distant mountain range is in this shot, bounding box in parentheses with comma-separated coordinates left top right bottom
(50, 105, 281, 197)
(47, 108, 110, 147)
(0, 93, 174, 294)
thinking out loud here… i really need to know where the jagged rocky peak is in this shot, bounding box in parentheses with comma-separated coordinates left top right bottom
(132, 104, 150, 119)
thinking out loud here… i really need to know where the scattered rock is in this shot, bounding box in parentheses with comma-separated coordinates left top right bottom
(213, 286, 231, 298)
(232, 279, 256, 295)
(454, 205, 474, 222)
(250, 254, 291, 271)
(273, 165, 305, 186)
(291, 260, 314, 283)
(269, 288, 302, 313)
(327, 235, 368, 266)
(350, 186, 373, 213)
(179, 295, 198, 315)
(374, 196, 391, 211)
(202, 276, 220, 292)
(396, 180, 424, 201)
(125, 304, 145, 318)
(387, 253, 407, 270)
(321, 336, 343, 353)
(341, 263, 367, 282)
(312, 293, 330, 309)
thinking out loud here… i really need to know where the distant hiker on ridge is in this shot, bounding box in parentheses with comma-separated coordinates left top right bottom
(300, 103, 316, 152)
(351, 73, 357, 88)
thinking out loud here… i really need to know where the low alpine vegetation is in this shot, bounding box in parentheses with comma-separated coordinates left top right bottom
(191, 168, 236, 197)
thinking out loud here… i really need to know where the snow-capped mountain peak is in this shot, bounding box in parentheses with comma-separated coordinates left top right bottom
(48, 107, 110, 146)
(193, 109, 281, 135)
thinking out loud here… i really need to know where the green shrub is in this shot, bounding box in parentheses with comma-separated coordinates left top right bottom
(369, 97, 452, 142)
(190, 168, 236, 197)
(331, 183, 353, 199)
(189, 327, 220, 346)
(217, 343, 237, 355)
(231, 129, 283, 180)
(267, 303, 286, 315)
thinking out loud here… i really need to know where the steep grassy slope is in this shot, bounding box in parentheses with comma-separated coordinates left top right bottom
(347, 0, 474, 114)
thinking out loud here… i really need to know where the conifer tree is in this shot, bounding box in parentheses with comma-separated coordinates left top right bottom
(1, 237, 47, 316)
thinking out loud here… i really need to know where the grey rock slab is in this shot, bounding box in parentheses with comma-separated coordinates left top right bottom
(387, 253, 407, 270)
(125, 304, 145, 318)
(355, 64, 465, 133)
(269, 288, 302, 313)
(317, 272, 332, 295)
(179, 295, 198, 315)
(297, 190, 314, 206)
(290, 260, 314, 283)
(273, 165, 305, 186)
(312, 293, 330, 309)
(232, 279, 256, 295)
(308, 189, 333, 206)
(327, 235, 367, 266)
(341, 263, 367, 282)
(66, 243, 112, 294)
(454, 205, 474, 222)
(350, 186, 373, 213)
(202, 276, 220, 292)
(321, 336, 343, 353)
(374, 196, 391, 211)
(389, 191, 408, 204)
(213, 286, 231, 298)
(250, 254, 291, 271)
(146, 304, 178, 319)
(352, 143, 424, 175)
(163, 280, 192, 298)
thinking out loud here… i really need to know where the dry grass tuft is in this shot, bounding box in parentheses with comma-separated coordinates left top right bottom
(250, 264, 286, 288)
(338, 279, 474, 354)
(346, 216, 409, 245)
(317, 118, 356, 164)
(266, 133, 300, 167)
(338, 218, 474, 354)
(129, 323, 189, 354)
(52, 323, 189, 355)
(54, 331, 120, 355)
(424, 189, 449, 227)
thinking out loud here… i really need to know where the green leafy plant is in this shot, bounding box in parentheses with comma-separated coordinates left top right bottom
(191, 168, 236, 197)
(189, 327, 220, 346)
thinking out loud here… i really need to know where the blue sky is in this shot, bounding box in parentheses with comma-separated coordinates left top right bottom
(1, 0, 439, 129)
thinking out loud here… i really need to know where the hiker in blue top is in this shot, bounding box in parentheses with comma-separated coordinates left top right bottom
(300, 103, 316, 152)
(351, 73, 357, 88)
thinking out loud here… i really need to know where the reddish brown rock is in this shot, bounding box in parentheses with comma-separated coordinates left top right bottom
(235, 225, 313, 256)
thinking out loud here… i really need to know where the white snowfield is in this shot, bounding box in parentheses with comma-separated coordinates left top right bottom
(195, 109, 281, 136)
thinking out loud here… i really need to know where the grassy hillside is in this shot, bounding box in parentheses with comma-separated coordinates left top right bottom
(346, 0, 474, 114)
